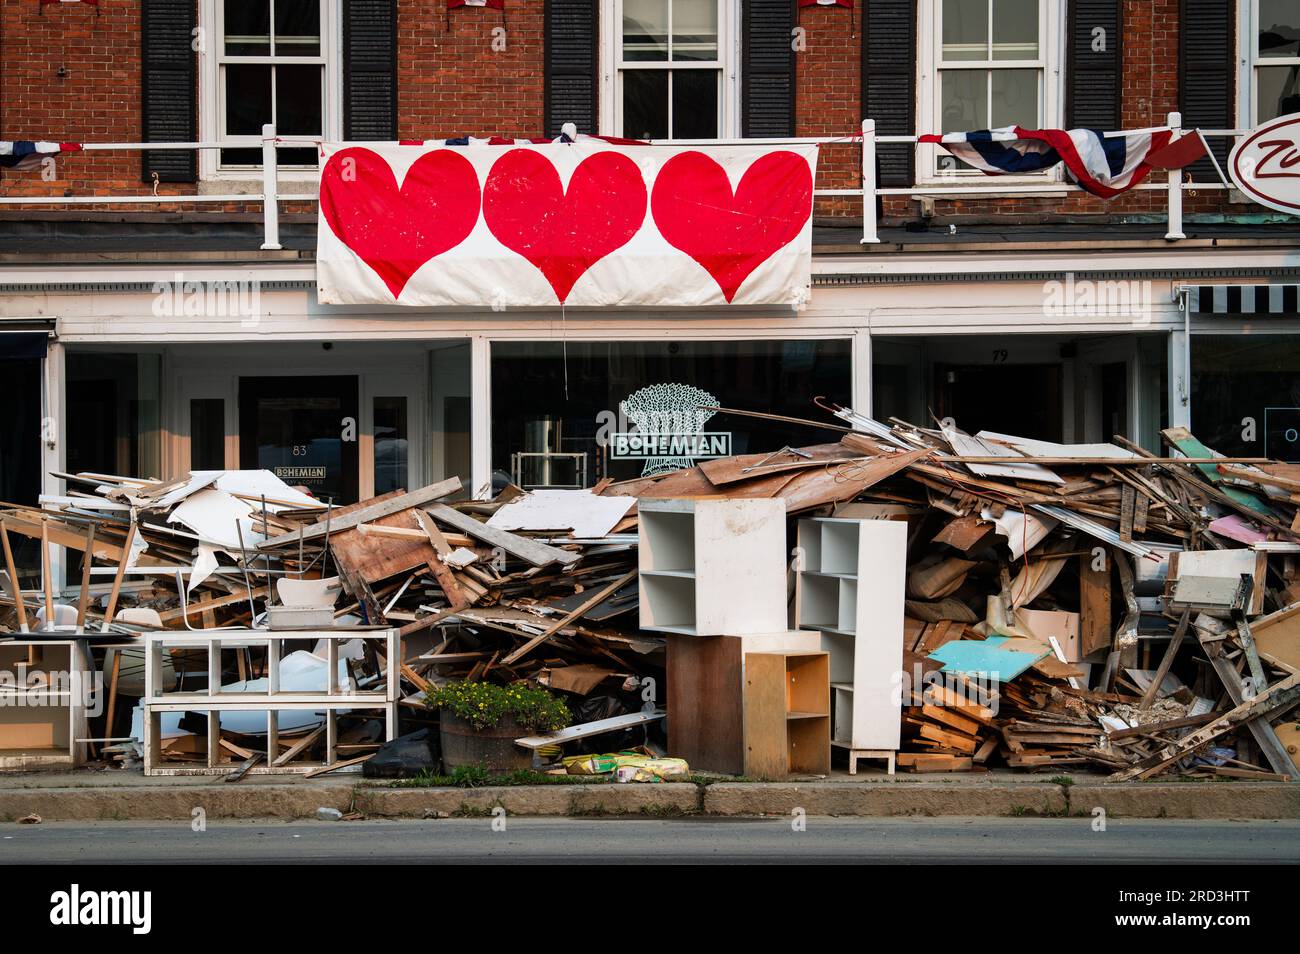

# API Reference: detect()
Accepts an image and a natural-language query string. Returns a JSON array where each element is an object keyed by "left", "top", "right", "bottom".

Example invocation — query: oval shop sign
[{"left": 1230, "top": 112, "right": 1300, "bottom": 214}]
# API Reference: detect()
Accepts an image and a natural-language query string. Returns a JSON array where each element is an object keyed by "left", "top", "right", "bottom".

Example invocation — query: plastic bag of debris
[{"left": 362, "top": 728, "right": 441, "bottom": 778}]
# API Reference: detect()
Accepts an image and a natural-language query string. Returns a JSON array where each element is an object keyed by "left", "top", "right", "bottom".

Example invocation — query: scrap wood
[
  {"left": 1109, "top": 671, "right": 1300, "bottom": 781},
  {"left": 303, "top": 754, "right": 373, "bottom": 778},
  {"left": 499, "top": 569, "right": 638, "bottom": 665},
  {"left": 425, "top": 503, "right": 579, "bottom": 568},
  {"left": 1194, "top": 624, "right": 1299, "bottom": 778},
  {"left": 261, "top": 478, "right": 462, "bottom": 549}
]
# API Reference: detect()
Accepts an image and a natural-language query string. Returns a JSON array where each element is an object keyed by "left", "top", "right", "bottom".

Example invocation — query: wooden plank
[
  {"left": 514, "top": 709, "right": 665, "bottom": 750},
  {"left": 414, "top": 510, "right": 470, "bottom": 609},
  {"left": 271, "top": 725, "right": 325, "bottom": 767},
  {"left": 1, "top": 512, "right": 126, "bottom": 562},
  {"left": 75, "top": 523, "right": 96, "bottom": 628},
  {"left": 329, "top": 507, "right": 436, "bottom": 586},
  {"left": 499, "top": 569, "right": 637, "bottom": 665},
  {"left": 260, "top": 478, "right": 462, "bottom": 548},
  {"left": 156, "top": 585, "right": 269, "bottom": 624},
  {"left": 426, "top": 503, "right": 579, "bottom": 568},
  {"left": 303, "top": 754, "right": 372, "bottom": 778},
  {"left": 1139, "top": 609, "right": 1190, "bottom": 710},
  {"left": 0, "top": 521, "right": 28, "bottom": 630},
  {"left": 101, "top": 520, "right": 137, "bottom": 628}
]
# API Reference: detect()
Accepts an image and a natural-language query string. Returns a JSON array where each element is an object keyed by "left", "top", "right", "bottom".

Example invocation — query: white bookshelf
[
  {"left": 638, "top": 498, "right": 787, "bottom": 637},
  {"left": 795, "top": 517, "right": 906, "bottom": 774}
]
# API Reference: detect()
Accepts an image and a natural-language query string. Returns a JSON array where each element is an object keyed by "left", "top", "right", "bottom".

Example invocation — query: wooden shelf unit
[
  {"left": 638, "top": 498, "right": 787, "bottom": 637},
  {"left": 666, "top": 630, "right": 823, "bottom": 775},
  {"left": 743, "top": 650, "right": 831, "bottom": 778},
  {"left": 0, "top": 639, "right": 93, "bottom": 771},
  {"left": 795, "top": 517, "right": 907, "bottom": 774}
]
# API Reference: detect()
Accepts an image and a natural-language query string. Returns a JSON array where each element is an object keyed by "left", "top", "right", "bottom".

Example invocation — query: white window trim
[
  {"left": 198, "top": 0, "right": 342, "bottom": 183},
  {"left": 1238, "top": 0, "right": 1299, "bottom": 129},
  {"left": 916, "top": 0, "right": 1064, "bottom": 184},
  {"left": 598, "top": 0, "right": 740, "bottom": 139}
]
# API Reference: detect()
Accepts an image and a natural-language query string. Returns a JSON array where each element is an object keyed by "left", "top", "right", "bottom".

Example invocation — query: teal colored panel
[{"left": 927, "top": 639, "right": 1047, "bottom": 683}]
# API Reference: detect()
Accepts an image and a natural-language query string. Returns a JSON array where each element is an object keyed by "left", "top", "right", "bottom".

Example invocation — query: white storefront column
[
  {"left": 470, "top": 335, "right": 492, "bottom": 500},
  {"left": 1168, "top": 328, "right": 1191, "bottom": 429},
  {"left": 41, "top": 338, "right": 67, "bottom": 594},
  {"left": 852, "top": 328, "right": 872, "bottom": 417}
]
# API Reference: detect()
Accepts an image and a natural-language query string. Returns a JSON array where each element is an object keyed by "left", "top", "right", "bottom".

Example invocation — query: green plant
[{"left": 426, "top": 680, "right": 571, "bottom": 732}]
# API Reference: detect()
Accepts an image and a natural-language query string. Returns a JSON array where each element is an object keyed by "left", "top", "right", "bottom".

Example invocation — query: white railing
[{"left": 0, "top": 114, "right": 1238, "bottom": 251}]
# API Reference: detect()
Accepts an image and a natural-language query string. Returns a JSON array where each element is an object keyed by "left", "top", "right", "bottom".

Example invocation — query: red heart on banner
[
  {"left": 483, "top": 149, "right": 647, "bottom": 303},
  {"left": 651, "top": 151, "right": 813, "bottom": 303},
  {"left": 320, "top": 147, "right": 481, "bottom": 299}
]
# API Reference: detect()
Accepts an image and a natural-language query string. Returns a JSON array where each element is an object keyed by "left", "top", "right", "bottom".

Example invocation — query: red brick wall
[
  {"left": 396, "top": 0, "right": 544, "bottom": 140},
  {"left": 0, "top": 0, "right": 1238, "bottom": 224},
  {"left": 0, "top": 0, "right": 150, "bottom": 203}
]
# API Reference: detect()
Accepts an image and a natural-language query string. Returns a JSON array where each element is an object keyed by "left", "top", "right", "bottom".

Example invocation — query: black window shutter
[
  {"left": 1179, "top": 0, "right": 1233, "bottom": 182},
  {"left": 742, "top": 0, "right": 795, "bottom": 137},
  {"left": 863, "top": 0, "right": 915, "bottom": 187},
  {"left": 1066, "top": 0, "right": 1122, "bottom": 129},
  {"left": 344, "top": 0, "right": 398, "bottom": 140},
  {"left": 141, "top": 0, "right": 197, "bottom": 183},
  {"left": 545, "top": 0, "right": 598, "bottom": 137}
]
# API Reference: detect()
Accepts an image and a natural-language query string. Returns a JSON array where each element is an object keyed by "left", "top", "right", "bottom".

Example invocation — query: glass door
[{"left": 239, "top": 375, "right": 360, "bottom": 504}]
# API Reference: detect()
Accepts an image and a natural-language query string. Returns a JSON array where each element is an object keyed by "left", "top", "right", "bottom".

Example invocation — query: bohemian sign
[
  {"left": 316, "top": 141, "right": 818, "bottom": 307},
  {"left": 1229, "top": 111, "right": 1300, "bottom": 214}
]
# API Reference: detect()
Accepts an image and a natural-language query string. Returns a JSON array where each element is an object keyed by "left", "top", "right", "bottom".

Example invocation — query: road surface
[{"left": 3, "top": 817, "right": 1298, "bottom": 864}]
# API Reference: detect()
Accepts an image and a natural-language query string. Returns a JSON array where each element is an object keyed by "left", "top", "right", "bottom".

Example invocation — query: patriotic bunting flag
[
  {"left": 919, "top": 126, "right": 1208, "bottom": 199},
  {"left": 448, "top": 0, "right": 504, "bottom": 8},
  {"left": 0, "top": 141, "right": 81, "bottom": 171},
  {"left": 798, "top": 0, "right": 852, "bottom": 7}
]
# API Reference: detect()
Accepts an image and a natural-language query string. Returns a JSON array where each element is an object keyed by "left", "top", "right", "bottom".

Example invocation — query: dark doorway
[
  {"left": 1100, "top": 361, "right": 1129, "bottom": 444},
  {"left": 935, "top": 362, "right": 1063, "bottom": 441},
  {"left": 0, "top": 345, "right": 42, "bottom": 577},
  {"left": 239, "top": 376, "right": 359, "bottom": 504}
]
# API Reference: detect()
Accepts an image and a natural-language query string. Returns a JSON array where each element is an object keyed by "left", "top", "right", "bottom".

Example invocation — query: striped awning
[{"left": 1190, "top": 284, "right": 1300, "bottom": 315}]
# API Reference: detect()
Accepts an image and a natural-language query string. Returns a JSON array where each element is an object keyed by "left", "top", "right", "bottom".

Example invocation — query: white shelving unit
[
  {"left": 639, "top": 498, "right": 787, "bottom": 637},
  {"left": 795, "top": 517, "right": 906, "bottom": 774}
]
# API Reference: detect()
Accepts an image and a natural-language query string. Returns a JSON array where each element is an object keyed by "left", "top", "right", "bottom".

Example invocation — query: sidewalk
[{"left": 1, "top": 768, "right": 1297, "bottom": 821}]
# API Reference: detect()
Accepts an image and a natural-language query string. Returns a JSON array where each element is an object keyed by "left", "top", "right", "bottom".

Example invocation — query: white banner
[{"left": 315, "top": 140, "right": 818, "bottom": 307}]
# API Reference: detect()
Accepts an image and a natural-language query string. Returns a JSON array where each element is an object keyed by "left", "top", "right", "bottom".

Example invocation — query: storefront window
[
  {"left": 373, "top": 395, "right": 409, "bottom": 496},
  {"left": 1192, "top": 334, "right": 1300, "bottom": 461},
  {"left": 66, "top": 352, "right": 162, "bottom": 480},
  {"left": 490, "top": 339, "right": 852, "bottom": 490}
]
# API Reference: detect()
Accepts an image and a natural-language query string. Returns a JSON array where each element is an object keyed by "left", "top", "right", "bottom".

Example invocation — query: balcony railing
[{"left": 0, "top": 113, "right": 1236, "bottom": 252}]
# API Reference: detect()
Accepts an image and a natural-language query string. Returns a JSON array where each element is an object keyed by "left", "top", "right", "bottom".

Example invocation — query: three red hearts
[{"left": 320, "top": 146, "right": 813, "bottom": 302}]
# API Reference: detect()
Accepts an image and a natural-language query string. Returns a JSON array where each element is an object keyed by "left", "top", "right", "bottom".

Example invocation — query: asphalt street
[{"left": 3, "top": 817, "right": 1298, "bottom": 864}]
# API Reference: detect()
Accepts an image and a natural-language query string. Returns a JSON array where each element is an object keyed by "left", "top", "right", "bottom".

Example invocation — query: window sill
[{"left": 197, "top": 176, "right": 320, "bottom": 196}]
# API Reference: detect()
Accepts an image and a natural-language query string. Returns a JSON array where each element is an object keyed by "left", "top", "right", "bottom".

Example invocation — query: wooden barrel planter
[{"left": 439, "top": 711, "right": 533, "bottom": 773}]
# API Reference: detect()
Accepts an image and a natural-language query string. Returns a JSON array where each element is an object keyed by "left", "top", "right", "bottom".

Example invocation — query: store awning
[
  {"left": 1189, "top": 284, "right": 1300, "bottom": 316},
  {"left": 0, "top": 330, "right": 49, "bottom": 360}
]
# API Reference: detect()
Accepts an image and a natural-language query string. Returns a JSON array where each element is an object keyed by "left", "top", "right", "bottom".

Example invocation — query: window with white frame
[
  {"left": 1249, "top": 0, "right": 1300, "bottom": 123},
  {"left": 214, "top": 0, "right": 332, "bottom": 169},
  {"left": 922, "top": 0, "right": 1061, "bottom": 176},
  {"left": 606, "top": 0, "right": 736, "bottom": 139}
]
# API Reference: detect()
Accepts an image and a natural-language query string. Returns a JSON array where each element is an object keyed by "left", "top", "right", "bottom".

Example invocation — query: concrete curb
[
  {"left": 1069, "top": 782, "right": 1300, "bottom": 819},
  {"left": 2, "top": 779, "right": 1299, "bottom": 821},
  {"left": 355, "top": 782, "right": 702, "bottom": 818},
  {"left": 703, "top": 782, "right": 1068, "bottom": 817},
  {"left": 0, "top": 783, "right": 357, "bottom": 822}
]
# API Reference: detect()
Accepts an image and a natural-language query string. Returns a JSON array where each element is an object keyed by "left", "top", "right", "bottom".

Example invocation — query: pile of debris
[
  {"left": 2, "top": 402, "right": 1299, "bottom": 782},
  {"left": 599, "top": 405, "right": 1300, "bottom": 780}
]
